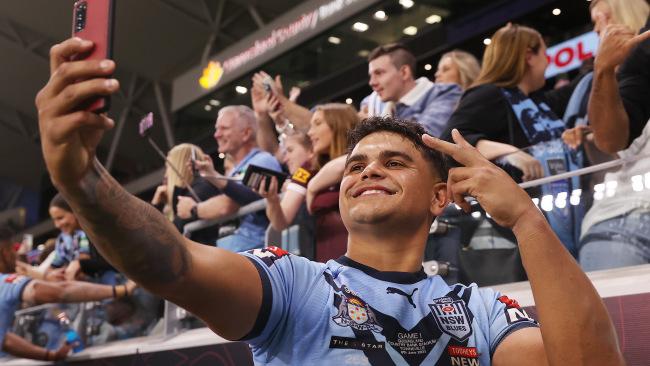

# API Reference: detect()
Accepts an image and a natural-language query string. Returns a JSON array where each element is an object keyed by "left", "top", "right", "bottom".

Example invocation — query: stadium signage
[
  {"left": 173, "top": 0, "right": 379, "bottom": 110},
  {"left": 545, "top": 31, "right": 599, "bottom": 79}
]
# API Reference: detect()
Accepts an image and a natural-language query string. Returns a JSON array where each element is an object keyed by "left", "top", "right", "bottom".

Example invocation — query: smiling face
[
  {"left": 49, "top": 206, "right": 79, "bottom": 235},
  {"left": 214, "top": 110, "right": 249, "bottom": 155},
  {"left": 307, "top": 111, "right": 334, "bottom": 155},
  {"left": 340, "top": 132, "right": 447, "bottom": 232}
]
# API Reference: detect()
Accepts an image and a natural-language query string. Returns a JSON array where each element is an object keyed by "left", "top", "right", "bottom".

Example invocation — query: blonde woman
[
  {"left": 434, "top": 50, "right": 481, "bottom": 90},
  {"left": 151, "top": 143, "right": 221, "bottom": 244},
  {"left": 151, "top": 143, "right": 207, "bottom": 219}
]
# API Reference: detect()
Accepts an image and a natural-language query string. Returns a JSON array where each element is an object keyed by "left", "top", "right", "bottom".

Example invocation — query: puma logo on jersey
[{"left": 386, "top": 287, "right": 418, "bottom": 308}]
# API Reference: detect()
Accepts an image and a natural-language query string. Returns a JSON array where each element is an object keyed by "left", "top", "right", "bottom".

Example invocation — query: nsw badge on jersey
[
  {"left": 332, "top": 287, "right": 382, "bottom": 333},
  {"left": 429, "top": 296, "right": 472, "bottom": 342}
]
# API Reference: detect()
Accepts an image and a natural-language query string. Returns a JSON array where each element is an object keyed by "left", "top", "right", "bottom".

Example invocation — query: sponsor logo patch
[
  {"left": 291, "top": 168, "right": 312, "bottom": 185},
  {"left": 4, "top": 274, "right": 21, "bottom": 283},
  {"left": 429, "top": 296, "right": 472, "bottom": 342},
  {"left": 450, "top": 356, "right": 480, "bottom": 366},
  {"left": 499, "top": 295, "right": 537, "bottom": 324},
  {"left": 248, "top": 246, "right": 289, "bottom": 267},
  {"left": 448, "top": 346, "right": 478, "bottom": 358},
  {"left": 329, "top": 336, "right": 385, "bottom": 351},
  {"left": 332, "top": 286, "right": 382, "bottom": 333}
]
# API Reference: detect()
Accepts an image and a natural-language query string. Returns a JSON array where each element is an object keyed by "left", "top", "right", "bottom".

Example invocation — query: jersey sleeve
[
  {"left": 477, "top": 288, "right": 539, "bottom": 357},
  {"left": 0, "top": 275, "right": 32, "bottom": 355},
  {"left": 238, "top": 247, "right": 324, "bottom": 351}
]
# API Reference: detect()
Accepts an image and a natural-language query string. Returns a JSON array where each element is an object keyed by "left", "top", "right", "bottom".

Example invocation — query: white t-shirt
[{"left": 581, "top": 119, "right": 650, "bottom": 237}]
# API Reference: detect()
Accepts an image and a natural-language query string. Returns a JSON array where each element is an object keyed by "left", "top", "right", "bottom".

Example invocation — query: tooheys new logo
[
  {"left": 429, "top": 296, "right": 472, "bottom": 342},
  {"left": 448, "top": 346, "right": 480, "bottom": 366}
]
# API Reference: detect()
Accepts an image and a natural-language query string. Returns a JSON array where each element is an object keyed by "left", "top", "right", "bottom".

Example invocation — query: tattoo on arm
[{"left": 64, "top": 159, "right": 192, "bottom": 291}]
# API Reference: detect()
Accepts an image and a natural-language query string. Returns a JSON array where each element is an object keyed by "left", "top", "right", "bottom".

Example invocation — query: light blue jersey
[
  {"left": 241, "top": 247, "right": 538, "bottom": 366},
  {"left": 0, "top": 273, "right": 31, "bottom": 356}
]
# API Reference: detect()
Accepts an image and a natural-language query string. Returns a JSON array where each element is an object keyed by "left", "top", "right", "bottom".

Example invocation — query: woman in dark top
[{"left": 443, "top": 24, "right": 584, "bottom": 256}]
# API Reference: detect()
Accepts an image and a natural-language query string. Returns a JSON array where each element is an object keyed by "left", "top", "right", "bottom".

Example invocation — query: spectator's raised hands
[
  {"left": 35, "top": 38, "right": 119, "bottom": 187},
  {"left": 422, "top": 129, "right": 536, "bottom": 229},
  {"left": 251, "top": 73, "right": 271, "bottom": 115},
  {"left": 595, "top": 24, "right": 650, "bottom": 72}
]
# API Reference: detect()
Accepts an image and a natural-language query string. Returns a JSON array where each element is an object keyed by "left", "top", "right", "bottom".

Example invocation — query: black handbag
[{"left": 439, "top": 208, "right": 527, "bottom": 287}]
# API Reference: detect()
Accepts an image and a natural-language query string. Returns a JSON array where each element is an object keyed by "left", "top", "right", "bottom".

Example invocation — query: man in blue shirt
[
  {"left": 362, "top": 44, "right": 462, "bottom": 137},
  {"left": 176, "top": 105, "right": 283, "bottom": 252},
  {"left": 0, "top": 229, "right": 136, "bottom": 361},
  {"left": 36, "top": 36, "right": 623, "bottom": 366}
]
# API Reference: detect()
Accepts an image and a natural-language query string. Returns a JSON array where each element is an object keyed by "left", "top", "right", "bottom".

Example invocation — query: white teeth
[{"left": 360, "top": 189, "right": 386, "bottom": 196}]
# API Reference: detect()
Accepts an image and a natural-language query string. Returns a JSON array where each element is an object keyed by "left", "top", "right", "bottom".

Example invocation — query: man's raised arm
[
  {"left": 423, "top": 130, "right": 624, "bottom": 366},
  {"left": 588, "top": 25, "right": 650, "bottom": 153},
  {"left": 35, "top": 38, "right": 262, "bottom": 340}
]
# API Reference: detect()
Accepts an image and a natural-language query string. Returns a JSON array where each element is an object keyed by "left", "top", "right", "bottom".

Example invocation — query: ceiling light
[
  {"left": 352, "top": 22, "right": 369, "bottom": 32},
  {"left": 483, "top": 38, "right": 492, "bottom": 45},
  {"left": 425, "top": 14, "right": 442, "bottom": 24},
  {"left": 328, "top": 36, "right": 341, "bottom": 45},
  {"left": 399, "top": 0, "right": 414, "bottom": 9},
  {"left": 204, "top": 105, "right": 212, "bottom": 111},
  {"left": 374, "top": 10, "right": 388, "bottom": 21},
  {"left": 552, "top": 8, "right": 561, "bottom": 16},
  {"left": 345, "top": 98, "right": 353, "bottom": 105},
  {"left": 209, "top": 99, "right": 220, "bottom": 106},
  {"left": 358, "top": 49, "right": 370, "bottom": 57},
  {"left": 424, "top": 64, "right": 432, "bottom": 71},
  {"left": 403, "top": 26, "right": 418, "bottom": 36},
  {"left": 235, "top": 86, "right": 248, "bottom": 94}
]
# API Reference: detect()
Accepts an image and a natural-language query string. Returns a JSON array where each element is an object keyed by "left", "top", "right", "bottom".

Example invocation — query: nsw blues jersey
[
  {"left": 240, "top": 247, "right": 538, "bottom": 366},
  {"left": 0, "top": 273, "right": 31, "bottom": 356}
]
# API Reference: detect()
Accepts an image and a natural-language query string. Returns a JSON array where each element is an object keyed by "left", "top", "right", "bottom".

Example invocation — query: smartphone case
[{"left": 72, "top": 0, "right": 115, "bottom": 113}]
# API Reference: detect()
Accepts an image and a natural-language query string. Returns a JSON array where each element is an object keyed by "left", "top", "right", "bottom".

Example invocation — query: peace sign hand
[{"left": 422, "top": 129, "right": 538, "bottom": 229}]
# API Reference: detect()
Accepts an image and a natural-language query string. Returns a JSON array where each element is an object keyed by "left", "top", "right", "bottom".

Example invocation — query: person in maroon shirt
[{"left": 259, "top": 104, "right": 359, "bottom": 262}]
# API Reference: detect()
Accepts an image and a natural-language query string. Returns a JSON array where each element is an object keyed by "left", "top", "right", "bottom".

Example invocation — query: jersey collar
[{"left": 336, "top": 256, "right": 427, "bottom": 284}]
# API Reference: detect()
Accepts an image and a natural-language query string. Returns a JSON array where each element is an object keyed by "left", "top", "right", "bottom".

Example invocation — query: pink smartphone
[{"left": 72, "top": 0, "right": 115, "bottom": 113}]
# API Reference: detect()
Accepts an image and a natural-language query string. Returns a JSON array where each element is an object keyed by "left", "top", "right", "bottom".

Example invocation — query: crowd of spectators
[{"left": 2, "top": 0, "right": 649, "bottom": 361}]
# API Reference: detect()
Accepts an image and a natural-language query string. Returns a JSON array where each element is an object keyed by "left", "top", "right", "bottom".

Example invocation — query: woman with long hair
[
  {"left": 151, "top": 143, "right": 221, "bottom": 245},
  {"left": 443, "top": 23, "right": 586, "bottom": 256},
  {"left": 46, "top": 194, "right": 116, "bottom": 284},
  {"left": 434, "top": 50, "right": 481, "bottom": 90},
  {"left": 258, "top": 103, "right": 359, "bottom": 262}
]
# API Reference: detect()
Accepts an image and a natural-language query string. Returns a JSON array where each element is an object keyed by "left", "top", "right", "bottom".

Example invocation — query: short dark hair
[
  {"left": 368, "top": 43, "right": 417, "bottom": 77},
  {"left": 347, "top": 117, "right": 448, "bottom": 181},
  {"left": 49, "top": 193, "right": 72, "bottom": 212}
]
